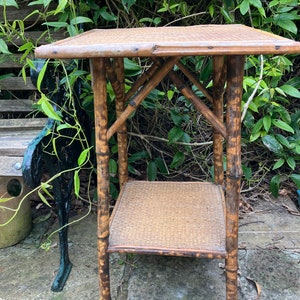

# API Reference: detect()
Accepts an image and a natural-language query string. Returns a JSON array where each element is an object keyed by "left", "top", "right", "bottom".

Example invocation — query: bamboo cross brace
[
  {"left": 176, "top": 60, "right": 213, "bottom": 103},
  {"left": 107, "top": 56, "right": 180, "bottom": 139},
  {"left": 124, "top": 59, "right": 162, "bottom": 103},
  {"left": 167, "top": 69, "right": 227, "bottom": 138}
]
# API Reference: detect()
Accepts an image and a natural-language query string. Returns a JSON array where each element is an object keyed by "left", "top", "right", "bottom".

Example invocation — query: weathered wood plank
[
  {"left": 0, "top": 99, "right": 36, "bottom": 112},
  {"left": 0, "top": 54, "right": 24, "bottom": 68},
  {"left": 0, "top": 77, "right": 36, "bottom": 90},
  {"left": 0, "top": 156, "right": 23, "bottom": 176},
  {"left": 0, "top": 129, "right": 42, "bottom": 156},
  {"left": 0, "top": 118, "right": 47, "bottom": 129}
]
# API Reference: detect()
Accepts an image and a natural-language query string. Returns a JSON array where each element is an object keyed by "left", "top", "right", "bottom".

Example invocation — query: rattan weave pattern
[
  {"left": 109, "top": 181, "right": 226, "bottom": 257},
  {"left": 35, "top": 24, "right": 300, "bottom": 58}
]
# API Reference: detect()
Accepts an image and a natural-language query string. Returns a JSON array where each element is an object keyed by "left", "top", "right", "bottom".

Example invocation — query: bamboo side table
[{"left": 35, "top": 24, "right": 300, "bottom": 300}]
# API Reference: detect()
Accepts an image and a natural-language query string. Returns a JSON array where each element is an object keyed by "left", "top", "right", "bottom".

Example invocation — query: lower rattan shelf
[{"left": 108, "top": 181, "right": 227, "bottom": 258}]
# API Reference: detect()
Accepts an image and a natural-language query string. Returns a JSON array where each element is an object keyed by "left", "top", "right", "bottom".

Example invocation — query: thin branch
[
  {"left": 164, "top": 12, "right": 207, "bottom": 27},
  {"left": 241, "top": 55, "right": 264, "bottom": 121}
]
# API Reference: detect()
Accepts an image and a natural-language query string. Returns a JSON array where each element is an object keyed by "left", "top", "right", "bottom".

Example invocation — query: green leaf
[
  {"left": 74, "top": 170, "right": 80, "bottom": 197},
  {"left": 249, "top": 0, "right": 263, "bottom": 8},
  {"left": 208, "top": 5, "right": 214, "bottom": 17},
  {"left": 167, "top": 90, "right": 174, "bottom": 101},
  {"left": 262, "top": 134, "right": 283, "bottom": 154},
  {"left": 263, "top": 115, "right": 271, "bottom": 132},
  {"left": 42, "top": 21, "right": 68, "bottom": 28},
  {"left": 36, "top": 59, "right": 49, "bottom": 92},
  {"left": 239, "top": 0, "right": 249, "bottom": 15},
  {"left": 0, "top": 0, "right": 18, "bottom": 7},
  {"left": 122, "top": 0, "right": 136, "bottom": 13},
  {"left": 290, "top": 174, "right": 300, "bottom": 189},
  {"left": 99, "top": 6, "right": 117, "bottom": 21},
  {"left": 154, "top": 157, "right": 168, "bottom": 175},
  {"left": 38, "top": 94, "right": 62, "bottom": 121},
  {"left": 251, "top": 118, "right": 263, "bottom": 134},
  {"left": 56, "top": 123, "right": 74, "bottom": 131},
  {"left": 147, "top": 161, "right": 157, "bottom": 181},
  {"left": 0, "top": 39, "right": 11, "bottom": 54},
  {"left": 0, "top": 196, "right": 14, "bottom": 203},
  {"left": 70, "top": 16, "right": 93, "bottom": 25},
  {"left": 54, "top": 0, "right": 68, "bottom": 14},
  {"left": 286, "top": 156, "right": 295, "bottom": 170},
  {"left": 77, "top": 148, "right": 91, "bottom": 166},
  {"left": 67, "top": 24, "right": 77, "bottom": 37},
  {"left": 276, "top": 19, "right": 297, "bottom": 34},
  {"left": 242, "top": 165, "right": 252, "bottom": 180},
  {"left": 109, "top": 158, "right": 118, "bottom": 176},
  {"left": 272, "top": 119, "right": 294, "bottom": 133},
  {"left": 280, "top": 85, "right": 300, "bottom": 98},
  {"left": 220, "top": 7, "right": 234, "bottom": 23},
  {"left": 170, "top": 152, "right": 185, "bottom": 169},
  {"left": 128, "top": 151, "right": 149, "bottom": 163},
  {"left": 272, "top": 158, "right": 285, "bottom": 170},
  {"left": 270, "top": 174, "right": 281, "bottom": 197},
  {"left": 28, "top": 0, "right": 51, "bottom": 7},
  {"left": 168, "top": 127, "right": 184, "bottom": 144},
  {"left": 275, "top": 134, "right": 291, "bottom": 149}
]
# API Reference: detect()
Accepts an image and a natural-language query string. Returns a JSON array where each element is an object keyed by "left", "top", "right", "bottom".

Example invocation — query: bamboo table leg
[
  {"left": 212, "top": 56, "right": 226, "bottom": 185},
  {"left": 225, "top": 55, "right": 245, "bottom": 300},
  {"left": 91, "top": 57, "right": 111, "bottom": 300},
  {"left": 105, "top": 58, "right": 128, "bottom": 188}
]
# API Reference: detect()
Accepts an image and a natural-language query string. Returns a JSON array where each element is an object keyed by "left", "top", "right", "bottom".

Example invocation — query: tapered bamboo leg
[
  {"left": 104, "top": 58, "right": 128, "bottom": 188},
  {"left": 91, "top": 58, "right": 111, "bottom": 300},
  {"left": 225, "top": 55, "right": 245, "bottom": 300},
  {"left": 114, "top": 58, "right": 128, "bottom": 188},
  {"left": 212, "top": 56, "right": 227, "bottom": 185}
]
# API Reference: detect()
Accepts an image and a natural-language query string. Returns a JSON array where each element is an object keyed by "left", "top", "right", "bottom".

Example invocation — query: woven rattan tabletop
[{"left": 35, "top": 24, "right": 300, "bottom": 58}]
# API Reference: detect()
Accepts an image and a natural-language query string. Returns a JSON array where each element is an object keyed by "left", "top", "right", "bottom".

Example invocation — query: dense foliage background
[{"left": 1, "top": 0, "right": 300, "bottom": 202}]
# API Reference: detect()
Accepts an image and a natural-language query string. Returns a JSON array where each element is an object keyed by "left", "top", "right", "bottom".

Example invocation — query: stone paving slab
[{"left": 0, "top": 197, "right": 299, "bottom": 299}]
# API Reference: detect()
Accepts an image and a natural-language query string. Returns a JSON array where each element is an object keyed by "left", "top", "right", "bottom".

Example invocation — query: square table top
[{"left": 35, "top": 24, "right": 300, "bottom": 59}]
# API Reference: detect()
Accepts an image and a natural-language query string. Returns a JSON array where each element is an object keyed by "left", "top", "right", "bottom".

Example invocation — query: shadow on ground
[{"left": 0, "top": 196, "right": 300, "bottom": 299}]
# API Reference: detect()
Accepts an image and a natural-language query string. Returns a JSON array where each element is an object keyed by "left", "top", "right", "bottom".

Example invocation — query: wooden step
[
  {"left": 0, "top": 118, "right": 47, "bottom": 129},
  {"left": 0, "top": 99, "right": 38, "bottom": 113}
]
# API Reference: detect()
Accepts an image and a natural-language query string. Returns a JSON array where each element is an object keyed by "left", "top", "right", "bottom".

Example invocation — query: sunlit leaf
[
  {"left": 263, "top": 115, "right": 271, "bottom": 132},
  {"left": 0, "top": 39, "right": 11, "bottom": 54},
  {"left": 70, "top": 16, "right": 93, "bottom": 25},
  {"left": 272, "top": 158, "right": 285, "bottom": 170},
  {"left": 74, "top": 170, "right": 80, "bottom": 197},
  {"left": 280, "top": 85, "right": 300, "bottom": 98},
  {"left": 77, "top": 148, "right": 91, "bottom": 166},
  {"left": 262, "top": 135, "right": 283, "bottom": 154},
  {"left": 239, "top": 0, "right": 249, "bottom": 15},
  {"left": 38, "top": 94, "right": 62, "bottom": 121},
  {"left": 0, "top": 0, "right": 18, "bottom": 7},
  {"left": 38, "top": 190, "right": 51, "bottom": 207},
  {"left": 272, "top": 119, "right": 294, "bottom": 133}
]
